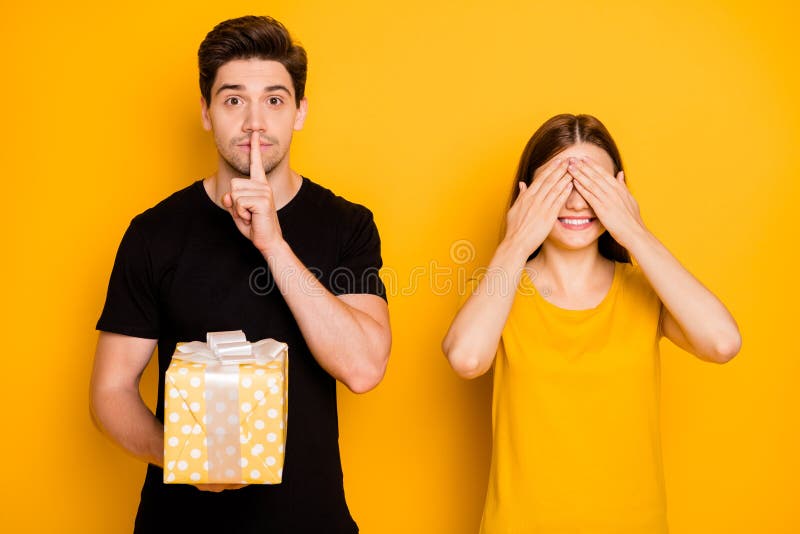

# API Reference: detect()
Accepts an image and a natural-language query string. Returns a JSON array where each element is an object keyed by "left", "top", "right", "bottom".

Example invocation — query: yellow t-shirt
[{"left": 480, "top": 262, "right": 668, "bottom": 534}]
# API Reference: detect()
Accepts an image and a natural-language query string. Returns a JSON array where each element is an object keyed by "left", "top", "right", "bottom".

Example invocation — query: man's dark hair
[{"left": 198, "top": 15, "right": 307, "bottom": 106}]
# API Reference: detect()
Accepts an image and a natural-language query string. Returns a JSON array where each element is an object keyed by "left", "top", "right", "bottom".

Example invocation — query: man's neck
[{"left": 204, "top": 162, "right": 303, "bottom": 211}]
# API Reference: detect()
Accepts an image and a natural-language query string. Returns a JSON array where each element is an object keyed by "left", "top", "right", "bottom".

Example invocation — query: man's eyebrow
[
  {"left": 215, "top": 83, "right": 244, "bottom": 96},
  {"left": 214, "top": 84, "right": 293, "bottom": 96},
  {"left": 264, "top": 84, "right": 292, "bottom": 95}
]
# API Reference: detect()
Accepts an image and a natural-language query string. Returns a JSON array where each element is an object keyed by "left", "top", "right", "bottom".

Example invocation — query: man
[{"left": 90, "top": 15, "right": 391, "bottom": 533}]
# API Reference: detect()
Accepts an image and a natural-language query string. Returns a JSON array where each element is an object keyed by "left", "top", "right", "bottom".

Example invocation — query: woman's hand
[
  {"left": 568, "top": 157, "right": 647, "bottom": 248},
  {"left": 442, "top": 157, "right": 571, "bottom": 379},
  {"left": 503, "top": 157, "right": 573, "bottom": 259}
]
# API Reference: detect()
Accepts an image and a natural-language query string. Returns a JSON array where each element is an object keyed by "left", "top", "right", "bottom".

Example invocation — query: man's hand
[
  {"left": 193, "top": 483, "right": 250, "bottom": 492},
  {"left": 222, "top": 131, "right": 284, "bottom": 254}
]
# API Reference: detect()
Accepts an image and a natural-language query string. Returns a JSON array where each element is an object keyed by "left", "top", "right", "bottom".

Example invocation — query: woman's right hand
[
  {"left": 502, "top": 157, "right": 573, "bottom": 260},
  {"left": 442, "top": 157, "right": 573, "bottom": 379}
]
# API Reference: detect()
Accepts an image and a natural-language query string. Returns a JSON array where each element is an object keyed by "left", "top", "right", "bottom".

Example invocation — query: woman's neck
[{"left": 527, "top": 244, "right": 615, "bottom": 305}]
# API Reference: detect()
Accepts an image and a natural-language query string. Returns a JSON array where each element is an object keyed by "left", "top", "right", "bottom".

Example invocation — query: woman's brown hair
[{"left": 506, "top": 113, "right": 631, "bottom": 263}]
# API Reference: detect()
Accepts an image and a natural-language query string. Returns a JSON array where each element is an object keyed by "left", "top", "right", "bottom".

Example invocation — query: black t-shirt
[{"left": 96, "top": 177, "right": 386, "bottom": 533}]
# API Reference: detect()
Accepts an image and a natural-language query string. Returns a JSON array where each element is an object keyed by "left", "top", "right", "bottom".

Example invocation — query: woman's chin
[{"left": 545, "top": 232, "right": 604, "bottom": 251}]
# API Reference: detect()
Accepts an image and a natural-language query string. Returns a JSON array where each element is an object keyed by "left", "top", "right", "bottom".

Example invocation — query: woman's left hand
[{"left": 568, "top": 157, "right": 647, "bottom": 248}]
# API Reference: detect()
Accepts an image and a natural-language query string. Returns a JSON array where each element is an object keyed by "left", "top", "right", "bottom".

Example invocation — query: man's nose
[{"left": 244, "top": 105, "right": 267, "bottom": 132}]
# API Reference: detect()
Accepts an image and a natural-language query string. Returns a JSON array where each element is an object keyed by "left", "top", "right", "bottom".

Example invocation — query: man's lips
[{"left": 237, "top": 143, "right": 273, "bottom": 151}]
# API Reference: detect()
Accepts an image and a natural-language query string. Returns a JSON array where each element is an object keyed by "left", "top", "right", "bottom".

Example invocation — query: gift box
[{"left": 163, "top": 330, "right": 288, "bottom": 485}]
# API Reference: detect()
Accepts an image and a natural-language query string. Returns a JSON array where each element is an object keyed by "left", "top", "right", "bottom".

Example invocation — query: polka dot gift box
[{"left": 163, "top": 330, "right": 288, "bottom": 485}]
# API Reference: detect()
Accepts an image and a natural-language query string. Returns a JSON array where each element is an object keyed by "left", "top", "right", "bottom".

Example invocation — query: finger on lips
[{"left": 249, "top": 131, "right": 267, "bottom": 183}]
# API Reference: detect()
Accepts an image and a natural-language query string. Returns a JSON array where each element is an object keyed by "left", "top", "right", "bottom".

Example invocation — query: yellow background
[{"left": 1, "top": 1, "right": 797, "bottom": 532}]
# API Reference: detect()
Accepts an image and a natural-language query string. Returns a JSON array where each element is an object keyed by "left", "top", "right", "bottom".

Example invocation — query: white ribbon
[{"left": 174, "top": 330, "right": 288, "bottom": 365}]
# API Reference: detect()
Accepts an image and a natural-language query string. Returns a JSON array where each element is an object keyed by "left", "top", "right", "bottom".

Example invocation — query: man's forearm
[
  {"left": 262, "top": 240, "right": 388, "bottom": 392},
  {"left": 91, "top": 387, "right": 164, "bottom": 467}
]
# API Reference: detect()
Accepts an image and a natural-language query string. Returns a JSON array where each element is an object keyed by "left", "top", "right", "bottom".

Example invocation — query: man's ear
[
  {"left": 293, "top": 97, "right": 308, "bottom": 131},
  {"left": 201, "top": 97, "right": 212, "bottom": 131}
]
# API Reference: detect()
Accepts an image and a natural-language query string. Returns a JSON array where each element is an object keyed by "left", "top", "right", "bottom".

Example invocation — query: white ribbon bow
[{"left": 174, "top": 330, "right": 287, "bottom": 365}]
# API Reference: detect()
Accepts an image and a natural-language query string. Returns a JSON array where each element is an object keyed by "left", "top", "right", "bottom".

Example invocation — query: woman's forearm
[
  {"left": 442, "top": 240, "right": 527, "bottom": 378},
  {"left": 627, "top": 227, "right": 741, "bottom": 360}
]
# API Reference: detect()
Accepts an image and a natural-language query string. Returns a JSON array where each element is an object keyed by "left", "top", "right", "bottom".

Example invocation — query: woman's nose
[{"left": 564, "top": 183, "right": 590, "bottom": 210}]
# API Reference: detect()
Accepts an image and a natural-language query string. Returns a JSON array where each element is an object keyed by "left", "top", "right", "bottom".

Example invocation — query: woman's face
[{"left": 536, "top": 142, "right": 616, "bottom": 252}]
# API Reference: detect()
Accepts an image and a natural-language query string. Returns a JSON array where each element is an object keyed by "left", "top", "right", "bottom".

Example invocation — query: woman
[{"left": 442, "top": 114, "right": 741, "bottom": 533}]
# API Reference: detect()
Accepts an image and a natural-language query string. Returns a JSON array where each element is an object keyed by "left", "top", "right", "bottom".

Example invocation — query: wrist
[
  {"left": 150, "top": 432, "right": 165, "bottom": 468},
  {"left": 495, "top": 238, "right": 530, "bottom": 270},
  {"left": 258, "top": 237, "right": 290, "bottom": 259},
  {"left": 622, "top": 223, "right": 657, "bottom": 257}
]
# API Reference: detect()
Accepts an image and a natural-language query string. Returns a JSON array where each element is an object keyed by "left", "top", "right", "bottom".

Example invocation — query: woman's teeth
[{"left": 559, "top": 218, "right": 592, "bottom": 226}]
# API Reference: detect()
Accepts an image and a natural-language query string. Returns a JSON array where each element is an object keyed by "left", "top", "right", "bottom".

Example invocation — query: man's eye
[
  {"left": 268, "top": 97, "right": 282, "bottom": 105},
  {"left": 226, "top": 97, "right": 241, "bottom": 105}
]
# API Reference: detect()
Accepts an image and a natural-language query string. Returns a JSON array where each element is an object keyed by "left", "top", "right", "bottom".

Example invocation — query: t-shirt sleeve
[
  {"left": 329, "top": 205, "right": 387, "bottom": 301},
  {"left": 96, "top": 220, "right": 160, "bottom": 339}
]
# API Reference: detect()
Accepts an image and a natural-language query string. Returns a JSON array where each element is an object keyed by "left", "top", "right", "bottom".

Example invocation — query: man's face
[{"left": 201, "top": 58, "right": 307, "bottom": 177}]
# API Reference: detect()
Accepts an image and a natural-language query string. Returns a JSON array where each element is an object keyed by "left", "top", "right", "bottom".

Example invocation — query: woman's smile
[{"left": 557, "top": 217, "right": 596, "bottom": 230}]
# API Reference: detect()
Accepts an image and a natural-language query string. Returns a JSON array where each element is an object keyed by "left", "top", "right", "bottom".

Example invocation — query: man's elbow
[
  {"left": 89, "top": 401, "right": 101, "bottom": 432},
  {"left": 343, "top": 349, "right": 390, "bottom": 394},
  {"left": 89, "top": 386, "right": 111, "bottom": 433},
  {"left": 344, "top": 367, "right": 385, "bottom": 394}
]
